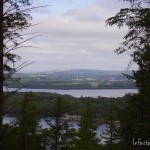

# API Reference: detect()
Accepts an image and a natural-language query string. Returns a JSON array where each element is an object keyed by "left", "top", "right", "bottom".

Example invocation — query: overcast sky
[{"left": 16, "top": 0, "right": 137, "bottom": 72}]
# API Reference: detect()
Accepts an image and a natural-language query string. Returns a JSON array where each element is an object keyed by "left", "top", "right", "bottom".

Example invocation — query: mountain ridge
[{"left": 18, "top": 69, "right": 130, "bottom": 76}]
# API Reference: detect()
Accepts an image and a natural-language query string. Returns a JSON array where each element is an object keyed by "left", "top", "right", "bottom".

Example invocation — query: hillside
[{"left": 7, "top": 69, "right": 135, "bottom": 89}]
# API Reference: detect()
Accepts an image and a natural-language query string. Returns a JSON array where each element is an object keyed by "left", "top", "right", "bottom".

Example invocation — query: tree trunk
[
  {"left": 0, "top": 0, "right": 3, "bottom": 148},
  {"left": 22, "top": 134, "right": 28, "bottom": 150}
]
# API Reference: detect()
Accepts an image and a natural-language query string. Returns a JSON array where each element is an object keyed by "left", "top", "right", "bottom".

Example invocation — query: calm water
[
  {"left": 6, "top": 88, "right": 138, "bottom": 98},
  {"left": 3, "top": 116, "right": 107, "bottom": 144}
]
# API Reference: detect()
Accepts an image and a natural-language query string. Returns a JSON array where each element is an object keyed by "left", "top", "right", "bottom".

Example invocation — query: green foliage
[
  {"left": 3, "top": 0, "right": 34, "bottom": 81},
  {"left": 101, "top": 103, "right": 120, "bottom": 150},
  {"left": 106, "top": 1, "right": 150, "bottom": 149},
  {"left": 118, "top": 93, "right": 150, "bottom": 149},
  {"left": 60, "top": 121, "right": 76, "bottom": 150},
  {"left": 106, "top": 0, "right": 150, "bottom": 90},
  {"left": 2, "top": 92, "right": 139, "bottom": 149},
  {"left": 17, "top": 92, "right": 41, "bottom": 149},
  {"left": 3, "top": 92, "right": 138, "bottom": 149},
  {"left": 44, "top": 96, "right": 76, "bottom": 150},
  {"left": 4, "top": 92, "right": 127, "bottom": 120},
  {"left": 17, "top": 92, "right": 40, "bottom": 133},
  {"left": 45, "top": 97, "right": 64, "bottom": 150},
  {"left": 1, "top": 0, "right": 35, "bottom": 148},
  {"left": 106, "top": 1, "right": 150, "bottom": 55},
  {"left": 74, "top": 100, "right": 101, "bottom": 150},
  {"left": 2, "top": 125, "right": 20, "bottom": 150},
  {"left": 2, "top": 92, "right": 43, "bottom": 150}
]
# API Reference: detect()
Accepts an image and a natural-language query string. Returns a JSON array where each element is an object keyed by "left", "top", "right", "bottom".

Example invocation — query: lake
[
  {"left": 6, "top": 88, "right": 138, "bottom": 98},
  {"left": 3, "top": 116, "right": 108, "bottom": 144}
]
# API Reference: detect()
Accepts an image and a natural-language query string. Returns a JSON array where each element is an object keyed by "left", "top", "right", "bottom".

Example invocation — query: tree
[
  {"left": 59, "top": 121, "right": 76, "bottom": 150},
  {"left": 2, "top": 92, "right": 41, "bottom": 150},
  {"left": 45, "top": 96, "right": 64, "bottom": 150},
  {"left": 44, "top": 96, "right": 75, "bottom": 150},
  {"left": 0, "top": 0, "right": 38, "bottom": 147},
  {"left": 106, "top": 0, "right": 150, "bottom": 148},
  {"left": 101, "top": 103, "right": 119, "bottom": 150},
  {"left": 106, "top": 0, "right": 150, "bottom": 89},
  {"left": 118, "top": 94, "right": 141, "bottom": 149},
  {"left": 16, "top": 92, "right": 41, "bottom": 150},
  {"left": 0, "top": 0, "right": 4, "bottom": 146},
  {"left": 74, "top": 100, "right": 100, "bottom": 150}
]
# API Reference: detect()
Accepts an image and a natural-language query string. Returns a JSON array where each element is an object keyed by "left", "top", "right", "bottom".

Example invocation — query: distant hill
[
  {"left": 49, "top": 69, "right": 122, "bottom": 75},
  {"left": 30, "top": 69, "right": 131, "bottom": 76},
  {"left": 9, "top": 69, "right": 135, "bottom": 89}
]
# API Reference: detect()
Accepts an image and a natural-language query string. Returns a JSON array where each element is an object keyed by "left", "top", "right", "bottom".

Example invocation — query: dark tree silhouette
[
  {"left": 0, "top": 0, "right": 4, "bottom": 147},
  {"left": 74, "top": 100, "right": 100, "bottom": 150},
  {"left": 17, "top": 92, "right": 40, "bottom": 150},
  {"left": 0, "top": 0, "right": 38, "bottom": 148},
  {"left": 106, "top": 0, "right": 150, "bottom": 148}
]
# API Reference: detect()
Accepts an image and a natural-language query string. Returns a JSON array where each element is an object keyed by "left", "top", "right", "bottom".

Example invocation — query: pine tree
[
  {"left": 45, "top": 96, "right": 75, "bottom": 150},
  {"left": 74, "top": 100, "right": 101, "bottom": 150},
  {"left": 101, "top": 103, "right": 119, "bottom": 150},
  {"left": 45, "top": 96, "right": 64, "bottom": 150},
  {"left": 16, "top": 92, "right": 41, "bottom": 150},
  {"left": 60, "top": 121, "right": 76, "bottom": 150}
]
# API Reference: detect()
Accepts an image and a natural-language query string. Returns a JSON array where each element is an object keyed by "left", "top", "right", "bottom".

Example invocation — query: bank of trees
[
  {"left": 3, "top": 92, "right": 42, "bottom": 150},
  {"left": 4, "top": 92, "right": 126, "bottom": 119},
  {"left": 2, "top": 93, "right": 105, "bottom": 150},
  {"left": 2, "top": 91, "right": 133, "bottom": 150},
  {"left": 3, "top": 91, "right": 145, "bottom": 150}
]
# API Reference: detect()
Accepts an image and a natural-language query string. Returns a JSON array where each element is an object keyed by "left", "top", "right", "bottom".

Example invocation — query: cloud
[
  {"left": 63, "top": 4, "right": 104, "bottom": 22},
  {"left": 16, "top": 0, "right": 133, "bottom": 72}
]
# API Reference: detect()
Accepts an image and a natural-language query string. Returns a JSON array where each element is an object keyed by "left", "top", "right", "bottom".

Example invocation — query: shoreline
[
  {"left": 4, "top": 88, "right": 138, "bottom": 98},
  {"left": 4, "top": 87, "right": 138, "bottom": 90}
]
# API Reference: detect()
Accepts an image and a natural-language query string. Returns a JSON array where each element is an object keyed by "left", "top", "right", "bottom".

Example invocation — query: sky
[{"left": 16, "top": 0, "right": 138, "bottom": 72}]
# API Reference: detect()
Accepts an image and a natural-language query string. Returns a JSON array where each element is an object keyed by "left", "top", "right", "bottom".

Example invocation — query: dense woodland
[
  {"left": 4, "top": 92, "right": 127, "bottom": 118},
  {"left": 0, "top": 0, "right": 150, "bottom": 149},
  {"left": 2, "top": 92, "right": 134, "bottom": 150}
]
